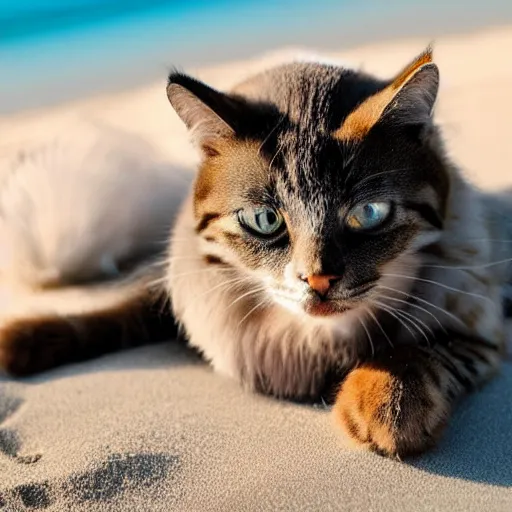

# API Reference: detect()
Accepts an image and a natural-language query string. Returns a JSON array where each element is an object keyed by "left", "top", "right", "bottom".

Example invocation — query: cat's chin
[
  {"left": 270, "top": 290, "right": 354, "bottom": 318},
  {"left": 303, "top": 300, "right": 351, "bottom": 318}
]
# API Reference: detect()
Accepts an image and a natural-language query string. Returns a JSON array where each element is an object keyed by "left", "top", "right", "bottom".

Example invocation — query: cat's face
[{"left": 168, "top": 49, "right": 450, "bottom": 319}]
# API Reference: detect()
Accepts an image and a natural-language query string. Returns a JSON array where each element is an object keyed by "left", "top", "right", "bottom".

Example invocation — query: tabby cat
[{"left": 1, "top": 49, "right": 510, "bottom": 458}]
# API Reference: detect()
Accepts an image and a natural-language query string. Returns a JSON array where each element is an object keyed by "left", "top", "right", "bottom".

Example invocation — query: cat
[{"left": 1, "top": 49, "right": 510, "bottom": 458}]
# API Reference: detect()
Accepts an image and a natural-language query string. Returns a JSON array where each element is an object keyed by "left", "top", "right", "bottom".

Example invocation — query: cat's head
[{"left": 167, "top": 49, "right": 450, "bottom": 319}]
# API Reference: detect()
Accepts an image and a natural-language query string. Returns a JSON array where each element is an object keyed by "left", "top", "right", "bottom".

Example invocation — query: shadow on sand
[{"left": 411, "top": 361, "right": 512, "bottom": 487}]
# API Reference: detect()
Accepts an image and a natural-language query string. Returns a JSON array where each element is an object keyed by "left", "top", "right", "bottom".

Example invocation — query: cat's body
[
  {"left": 0, "top": 124, "right": 187, "bottom": 372},
  {"left": 1, "top": 51, "right": 511, "bottom": 457}
]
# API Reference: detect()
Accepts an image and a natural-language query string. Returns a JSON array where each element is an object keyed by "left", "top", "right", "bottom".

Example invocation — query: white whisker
[
  {"left": 373, "top": 295, "right": 436, "bottom": 345},
  {"left": 381, "top": 273, "right": 494, "bottom": 305},
  {"left": 421, "top": 257, "right": 512, "bottom": 271},
  {"left": 392, "top": 308, "right": 433, "bottom": 345},
  {"left": 193, "top": 275, "right": 255, "bottom": 301},
  {"left": 237, "top": 298, "right": 268, "bottom": 329},
  {"left": 226, "top": 286, "right": 268, "bottom": 310},
  {"left": 372, "top": 300, "right": 418, "bottom": 341},
  {"left": 377, "top": 284, "right": 466, "bottom": 328},
  {"left": 150, "top": 258, "right": 171, "bottom": 269},
  {"left": 268, "top": 142, "right": 284, "bottom": 172},
  {"left": 148, "top": 275, "right": 170, "bottom": 288},
  {"left": 457, "top": 238, "right": 512, "bottom": 244},
  {"left": 365, "top": 307, "right": 394, "bottom": 349},
  {"left": 378, "top": 292, "right": 446, "bottom": 333},
  {"left": 170, "top": 267, "right": 233, "bottom": 281},
  {"left": 151, "top": 268, "right": 233, "bottom": 290},
  {"left": 357, "top": 315, "right": 375, "bottom": 358},
  {"left": 257, "top": 115, "right": 286, "bottom": 156}
]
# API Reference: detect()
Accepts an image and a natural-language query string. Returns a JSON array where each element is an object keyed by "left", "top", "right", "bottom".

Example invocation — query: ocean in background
[{"left": 1, "top": 0, "right": 512, "bottom": 114}]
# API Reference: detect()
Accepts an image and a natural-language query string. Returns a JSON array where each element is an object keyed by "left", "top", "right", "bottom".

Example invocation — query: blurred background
[{"left": 1, "top": 0, "right": 512, "bottom": 115}]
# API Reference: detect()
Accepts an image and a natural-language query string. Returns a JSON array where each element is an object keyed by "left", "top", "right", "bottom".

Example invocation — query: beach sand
[{"left": 0, "top": 25, "right": 512, "bottom": 511}]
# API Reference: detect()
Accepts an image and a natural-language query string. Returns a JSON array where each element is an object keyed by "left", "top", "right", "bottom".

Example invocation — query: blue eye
[
  {"left": 346, "top": 202, "right": 391, "bottom": 230},
  {"left": 238, "top": 206, "right": 284, "bottom": 236}
]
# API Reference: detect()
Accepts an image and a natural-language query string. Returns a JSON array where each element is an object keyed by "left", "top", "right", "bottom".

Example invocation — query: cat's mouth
[
  {"left": 273, "top": 282, "right": 375, "bottom": 318},
  {"left": 303, "top": 299, "right": 351, "bottom": 317}
]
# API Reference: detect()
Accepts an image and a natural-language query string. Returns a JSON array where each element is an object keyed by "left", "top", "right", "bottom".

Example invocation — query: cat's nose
[{"left": 299, "top": 274, "right": 341, "bottom": 297}]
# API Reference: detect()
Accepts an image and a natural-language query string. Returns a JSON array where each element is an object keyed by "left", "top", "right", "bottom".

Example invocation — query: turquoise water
[
  {"left": 1, "top": 0, "right": 512, "bottom": 114},
  {"left": 1, "top": 0, "right": 251, "bottom": 43}
]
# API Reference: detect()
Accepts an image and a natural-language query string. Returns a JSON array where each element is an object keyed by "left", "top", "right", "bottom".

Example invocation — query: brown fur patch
[
  {"left": 195, "top": 213, "right": 221, "bottom": 233},
  {"left": 193, "top": 139, "right": 268, "bottom": 224},
  {"left": 0, "top": 294, "right": 177, "bottom": 376},
  {"left": 334, "top": 47, "right": 433, "bottom": 142},
  {"left": 203, "top": 254, "right": 225, "bottom": 265}
]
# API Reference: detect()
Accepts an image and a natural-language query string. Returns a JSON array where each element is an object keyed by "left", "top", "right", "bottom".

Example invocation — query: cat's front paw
[{"left": 333, "top": 353, "right": 450, "bottom": 458}]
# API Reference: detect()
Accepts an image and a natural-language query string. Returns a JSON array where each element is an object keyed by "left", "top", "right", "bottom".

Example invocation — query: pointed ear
[
  {"left": 167, "top": 72, "right": 246, "bottom": 153},
  {"left": 335, "top": 47, "right": 439, "bottom": 141}
]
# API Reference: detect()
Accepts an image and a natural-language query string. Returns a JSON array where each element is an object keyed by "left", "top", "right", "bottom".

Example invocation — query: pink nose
[{"left": 300, "top": 274, "right": 341, "bottom": 296}]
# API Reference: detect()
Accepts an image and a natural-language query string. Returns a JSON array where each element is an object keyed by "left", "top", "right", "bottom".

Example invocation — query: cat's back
[{"left": 0, "top": 122, "right": 192, "bottom": 289}]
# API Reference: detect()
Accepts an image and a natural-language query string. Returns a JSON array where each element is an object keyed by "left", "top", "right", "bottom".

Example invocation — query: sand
[{"left": 1, "top": 25, "right": 512, "bottom": 511}]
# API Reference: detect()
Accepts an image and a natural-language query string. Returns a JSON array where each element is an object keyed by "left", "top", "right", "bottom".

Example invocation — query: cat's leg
[
  {"left": 333, "top": 334, "right": 503, "bottom": 457},
  {"left": 0, "top": 290, "right": 177, "bottom": 377}
]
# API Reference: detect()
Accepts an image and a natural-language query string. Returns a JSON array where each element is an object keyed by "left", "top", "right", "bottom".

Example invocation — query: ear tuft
[
  {"left": 391, "top": 45, "right": 434, "bottom": 91},
  {"left": 335, "top": 46, "right": 439, "bottom": 142}
]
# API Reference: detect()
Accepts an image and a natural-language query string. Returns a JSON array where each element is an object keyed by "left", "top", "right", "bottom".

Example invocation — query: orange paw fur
[{"left": 333, "top": 354, "right": 450, "bottom": 458}]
